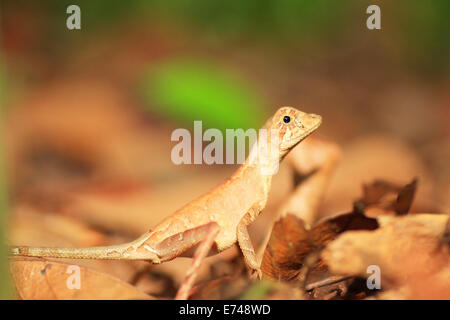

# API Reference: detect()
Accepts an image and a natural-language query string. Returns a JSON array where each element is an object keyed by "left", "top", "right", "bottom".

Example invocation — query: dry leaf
[
  {"left": 261, "top": 211, "right": 378, "bottom": 281},
  {"left": 356, "top": 178, "right": 418, "bottom": 217},
  {"left": 261, "top": 214, "right": 312, "bottom": 281},
  {"left": 322, "top": 135, "right": 436, "bottom": 218},
  {"left": 260, "top": 178, "right": 419, "bottom": 285},
  {"left": 322, "top": 214, "right": 450, "bottom": 299},
  {"left": 11, "top": 258, "right": 154, "bottom": 300}
]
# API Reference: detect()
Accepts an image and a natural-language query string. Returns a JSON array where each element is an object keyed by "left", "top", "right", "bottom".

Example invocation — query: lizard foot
[{"left": 249, "top": 268, "right": 262, "bottom": 281}]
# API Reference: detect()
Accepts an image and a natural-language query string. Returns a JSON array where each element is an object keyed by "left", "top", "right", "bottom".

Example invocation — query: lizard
[{"left": 9, "top": 106, "right": 322, "bottom": 299}]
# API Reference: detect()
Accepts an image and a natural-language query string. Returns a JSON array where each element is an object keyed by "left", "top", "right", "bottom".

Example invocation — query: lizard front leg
[
  {"left": 257, "top": 136, "right": 341, "bottom": 261},
  {"left": 237, "top": 215, "right": 262, "bottom": 280}
]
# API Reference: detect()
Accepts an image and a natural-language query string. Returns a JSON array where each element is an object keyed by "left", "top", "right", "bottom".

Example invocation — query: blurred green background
[
  {"left": 0, "top": 0, "right": 449, "bottom": 298},
  {"left": 1, "top": 60, "right": 13, "bottom": 299}
]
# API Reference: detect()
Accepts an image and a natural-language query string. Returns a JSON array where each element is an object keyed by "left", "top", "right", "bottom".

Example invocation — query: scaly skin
[{"left": 10, "top": 107, "right": 322, "bottom": 271}]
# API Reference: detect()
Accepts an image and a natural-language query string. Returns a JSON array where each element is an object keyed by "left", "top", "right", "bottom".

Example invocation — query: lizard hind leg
[
  {"left": 147, "top": 222, "right": 220, "bottom": 300},
  {"left": 143, "top": 222, "right": 220, "bottom": 261}
]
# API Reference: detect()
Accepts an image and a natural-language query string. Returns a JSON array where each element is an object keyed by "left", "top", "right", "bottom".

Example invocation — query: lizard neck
[
  {"left": 227, "top": 129, "right": 286, "bottom": 223},
  {"left": 231, "top": 140, "right": 280, "bottom": 203},
  {"left": 230, "top": 161, "right": 273, "bottom": 224},
  {"left": 243, "top": 135, "right": 282, "bottom": 176}
]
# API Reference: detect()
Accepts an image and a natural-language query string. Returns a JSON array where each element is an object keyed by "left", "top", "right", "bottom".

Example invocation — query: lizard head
[{"left": 268, "top": 106, "right": 322, "bottom": 155}]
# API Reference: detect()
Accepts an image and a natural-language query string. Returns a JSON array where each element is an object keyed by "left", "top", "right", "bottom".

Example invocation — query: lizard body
[{"left": 10, "top": 106, "right": 322, "bottom": 283}]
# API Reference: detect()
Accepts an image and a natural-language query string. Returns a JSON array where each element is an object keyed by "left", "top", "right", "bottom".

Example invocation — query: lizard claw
[{"left": 249, "top": 268, "right": 262, "bottom": 281}]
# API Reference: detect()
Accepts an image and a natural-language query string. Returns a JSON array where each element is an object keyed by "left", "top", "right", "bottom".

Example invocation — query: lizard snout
[{"left": 299, "top": 113, "right": 322, "bottom": 130}]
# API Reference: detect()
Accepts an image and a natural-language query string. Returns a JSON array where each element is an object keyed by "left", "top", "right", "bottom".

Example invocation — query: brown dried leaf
[
  {"left": 357, "top": 178, "right": 418, "bottom": 217},
  {"left": 394, "top": 179, "right": 418, "bottom": 215},
  {"left": 261, "top": 212, "right": 378, "bottom": 281},
  {"left": 261, "top": 214, "right": 312, "bottom": 281},
  {"left": 10, "top": 258, "right": 154, "bottom": 300},
  {"left": 321, "top": 135, "right": 436, "bottom": 218},
  {"left": 322, "top": 214, "right": 450, "bottom": 299}
]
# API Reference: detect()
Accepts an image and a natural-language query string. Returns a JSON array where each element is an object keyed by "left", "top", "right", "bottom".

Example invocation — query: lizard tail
[
  {"left": 9, "top": 243, "right": 135, "bottom": 260},
  {"left": 9, "top": 233, "right": 157, "bottom": 261}
]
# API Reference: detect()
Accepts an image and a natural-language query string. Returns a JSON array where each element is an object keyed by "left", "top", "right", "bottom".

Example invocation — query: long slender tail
[
  {"left": 8, "top": 232, "right": 157, "bottom": 260},
  {"left": 9, "top": 244, "right": 133, "bottom": 260}
]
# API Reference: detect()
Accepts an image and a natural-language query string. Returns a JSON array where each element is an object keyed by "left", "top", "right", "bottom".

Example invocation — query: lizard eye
[{"left": 283, "top": 116, "right": 291, "bottom": 123}]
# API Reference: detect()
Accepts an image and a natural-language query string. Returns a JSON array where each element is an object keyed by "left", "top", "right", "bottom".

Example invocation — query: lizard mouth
[
  {"left": 303, "top": 114, "right": 322, "bottom": 134},
  {"left": 285, "top": 114, "right": 322, "bottom": 146}
]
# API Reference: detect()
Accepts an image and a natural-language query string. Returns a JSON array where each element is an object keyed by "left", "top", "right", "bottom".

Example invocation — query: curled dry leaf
[
  {"left": 10, "top": 258, "right": 154, "bottom": 300},
  {"left": 261, "top": 212, "right": 378, "bottom": 281},
  {"left": 261, "top": 178, "right": 418, "bottom": 287},
  {"left": 322, "top": 214, "right": 450, "bottom": 299},
  {"left": 321, "top": 135, "right": 436, "bottom": 218},
  {"left": 356, "top": 178, "right": 418, "bottom": 217},
  {"left": 261, "top": 214, "right": 311, "bottom": 281}
]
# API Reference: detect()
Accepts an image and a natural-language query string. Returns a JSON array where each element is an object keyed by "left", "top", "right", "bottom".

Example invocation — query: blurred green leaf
[
  {"left": 0, "top": 64, "right": 13, "bottom": 299},
  {"left": 15, "top": 0, "right": 449, "bottom": 77},
  {"left": 396, "top": 0, "right": 450, "bottom": 75},
  {"left": 149, "top": 0, "right": 349, "bottom": 43},
  {"left": 141, "top": 59, "right": 267, "bottom": 131},
  {"left": 239, "top": 280, "right": 274, "bottom": 300}
]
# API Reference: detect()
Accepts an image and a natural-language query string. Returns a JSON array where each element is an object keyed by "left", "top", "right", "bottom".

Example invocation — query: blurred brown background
[{"left": 0, "top": 1, "right": 449, "bottom": 298}]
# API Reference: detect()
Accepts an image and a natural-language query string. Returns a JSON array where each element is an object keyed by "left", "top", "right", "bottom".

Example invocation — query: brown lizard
[{"left": 10, "top": 106, "right": 322, "bottom": 299}]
